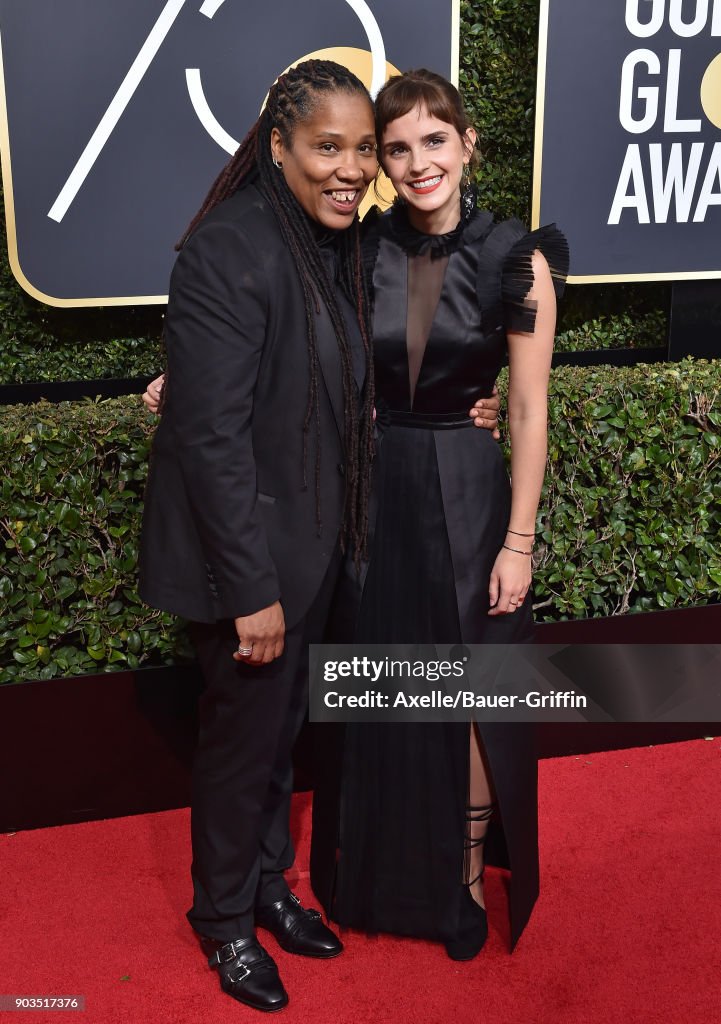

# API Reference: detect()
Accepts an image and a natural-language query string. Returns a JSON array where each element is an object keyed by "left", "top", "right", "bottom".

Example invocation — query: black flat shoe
[
  {"left": 201, "top": 935, "right": 288, "bottom": 1012},
  {"left": 255, "top": 893, "right": 343, "bottom": 958},
  {"left": 444, "top": 802, "right": 493, "bottom": 961},
  {"left": 444, "top": 898, "right": 488, "bottom": 961}
]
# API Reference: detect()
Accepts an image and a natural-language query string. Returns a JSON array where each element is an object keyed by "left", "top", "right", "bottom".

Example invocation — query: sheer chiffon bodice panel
[
  {"left": 371, "top": 217, "right": 504, "bottom": 415},
  {"left": 406, "top": 251, "right": 449, "bottom": 408}
]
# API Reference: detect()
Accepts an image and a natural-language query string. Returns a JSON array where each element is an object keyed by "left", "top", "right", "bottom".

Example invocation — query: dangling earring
[
  {"left": 461, "top": 163, "right": 476, "bottom": 219},
  {"left": 272, "top": 156, "right": 283, "bottom": 169}
]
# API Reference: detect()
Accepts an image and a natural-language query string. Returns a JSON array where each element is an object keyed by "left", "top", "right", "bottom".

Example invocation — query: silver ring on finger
[{"left": 237, "top": 642, "right": 254, "bottom": 656}]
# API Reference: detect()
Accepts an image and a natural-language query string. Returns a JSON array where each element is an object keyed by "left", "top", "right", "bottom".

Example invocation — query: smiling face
[
  {"left": 270, "top": 92, "right": 377, "bottom": 230},
  {"left": 380, "top": 103, "right": 476, "bottom": 235}
]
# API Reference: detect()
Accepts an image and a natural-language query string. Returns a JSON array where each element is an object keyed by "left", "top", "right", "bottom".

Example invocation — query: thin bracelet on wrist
[
  {"left": 502, "top": 543, "right": 533, "bottom": 556},
  {"left": 506, "top": 528, "right": 535, "bottom": 537}
]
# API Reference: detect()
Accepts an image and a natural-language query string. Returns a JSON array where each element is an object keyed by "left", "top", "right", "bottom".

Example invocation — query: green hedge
[
  {"left": 0, "top": 311, "right": 663, "bottom": 388},
  {"left": 554, "top": 311, "right": 665, "bottom": 354},
  {"left": 0, "top": 399, "right": 189, "bottom": 684},
  {"left": 461, "top": 0, "right": 539, "bottom": 223},
  {"left": 0, "top": 0, "right": 668, "bottom": 385},
  {"left": 531, "top": 360, "right": 721, "bottom": 618},
  {"left": 2, "top": 359, "right": 719, "bottom": 683},
  {"left": 0, "top": 334, "right": 163, "bottom": 386}
]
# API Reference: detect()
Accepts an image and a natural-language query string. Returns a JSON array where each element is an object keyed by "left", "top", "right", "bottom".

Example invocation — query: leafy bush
[
  {"left": 461, "top": 0, "right": 540, "bottom": 223},
  {"left": 554, "top": 311, "right": 666, "bottom": 354},
  {"left": 0, "top": 334, "right": 163, "bottom": 385},
  {"left": 0, "top": 398, "right": 189, "bottom": 683},
  {"left": 2, "top": 359, "right": 719, "bottom": 683},
  {"left": 0, "top": 310, "right": 664, "bottom": 385},
  {"left": 531, "top": 361, "right": 721, "bottom": 618}
]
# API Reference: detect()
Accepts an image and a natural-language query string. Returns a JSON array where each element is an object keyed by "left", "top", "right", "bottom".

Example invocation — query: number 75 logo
[{"left": 0, "top": 0, "right": 452, "bottom": 305}]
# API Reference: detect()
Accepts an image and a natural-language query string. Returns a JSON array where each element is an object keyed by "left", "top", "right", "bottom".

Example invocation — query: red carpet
[{"left": 2, "top": 738, "right": 720, "bottom": 1024}]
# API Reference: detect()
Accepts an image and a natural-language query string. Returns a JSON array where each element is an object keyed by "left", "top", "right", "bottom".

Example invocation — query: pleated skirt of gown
[{"left": 311, "top": 422, "right": 539, "bottom": 950}]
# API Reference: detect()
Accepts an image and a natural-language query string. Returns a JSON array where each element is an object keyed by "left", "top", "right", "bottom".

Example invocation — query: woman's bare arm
[{"left": 488, "top": 251, "right": 556, "bottom": 614}]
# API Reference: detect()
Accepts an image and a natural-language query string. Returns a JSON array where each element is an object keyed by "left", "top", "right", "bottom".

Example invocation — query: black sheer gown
[{"left": 311, "top": 201, "right": 569, "bottom": 951}]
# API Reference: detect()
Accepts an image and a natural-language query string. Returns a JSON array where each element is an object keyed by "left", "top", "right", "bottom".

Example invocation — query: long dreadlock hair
[{"left": 177, "top": 60, "right": 376, "bottom": 563}]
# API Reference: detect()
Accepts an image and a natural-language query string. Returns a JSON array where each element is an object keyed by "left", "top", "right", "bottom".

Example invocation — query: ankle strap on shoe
[
  {"left": 466, "top": 803, "right": 494, "bottom": 822},
  {"left": 464, "top": 803, "right": 494, "bottom": 888}
]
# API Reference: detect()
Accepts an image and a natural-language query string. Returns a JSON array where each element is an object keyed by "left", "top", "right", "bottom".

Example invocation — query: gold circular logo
[{"left": 700, "top": 53, "right": 721, "bottom": 130}]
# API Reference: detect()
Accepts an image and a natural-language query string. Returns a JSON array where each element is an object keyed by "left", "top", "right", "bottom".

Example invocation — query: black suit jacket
[{"left": 139, "top": 185, "right": 363, "bottom": 629}]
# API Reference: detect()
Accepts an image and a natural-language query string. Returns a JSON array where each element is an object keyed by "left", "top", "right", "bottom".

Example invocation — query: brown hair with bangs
[{"left": 374, "top": 68, "right": 479, "bottom": 171}]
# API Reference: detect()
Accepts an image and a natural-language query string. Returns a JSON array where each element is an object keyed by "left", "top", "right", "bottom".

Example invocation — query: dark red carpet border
[{"left": 2, "top": 738, "right": 720, "bottom": 1024}]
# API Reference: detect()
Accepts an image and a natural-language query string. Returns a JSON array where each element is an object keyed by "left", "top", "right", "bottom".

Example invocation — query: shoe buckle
[
  {"left": 215, "top": 940, "right": 245, "bottom": 965},
  {"left": 227, "top": 961, "right": 251, "bottom": 984}
]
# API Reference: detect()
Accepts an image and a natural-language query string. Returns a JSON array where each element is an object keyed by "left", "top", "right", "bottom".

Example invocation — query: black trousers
[{"left": 186, "top": 548, "right": 342, "bottom": 941}]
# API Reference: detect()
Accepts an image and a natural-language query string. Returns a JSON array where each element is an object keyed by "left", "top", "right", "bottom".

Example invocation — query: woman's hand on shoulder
[
  {"left": 469, "top": 384, "right": 501, "bottom": 440},
  {"left": 488, "top": 541, "right": 532, "bottom": 615},
  {"left": 142, "top": 374, "right": 165, "bottom": 414}
]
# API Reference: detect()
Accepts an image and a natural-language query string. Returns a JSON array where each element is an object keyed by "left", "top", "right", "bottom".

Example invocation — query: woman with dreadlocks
[{"left": 138, "top": 60, "right": 382, "bottom": 1013}]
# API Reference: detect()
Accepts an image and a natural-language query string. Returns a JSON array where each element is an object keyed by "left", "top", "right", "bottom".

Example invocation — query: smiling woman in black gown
[{"left": 311, "top": 69, "right": 568, "bottom": 959}]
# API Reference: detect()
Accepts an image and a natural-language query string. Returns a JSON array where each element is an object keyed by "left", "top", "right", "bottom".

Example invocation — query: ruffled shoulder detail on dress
[
  {"left": 476, "top": 219, "right": 569, "bottom": 335},
  {"left": 503, "top": 224, "right": 569, "bottom": 333}
]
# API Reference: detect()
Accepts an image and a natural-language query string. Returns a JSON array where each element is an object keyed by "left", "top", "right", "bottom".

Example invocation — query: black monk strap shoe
[
  {"left": 201, "top": 935, "right": 288, "bottom": 1012},
  {"left": 255, "top": 893, "right": 343, "bottom": 958}
]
